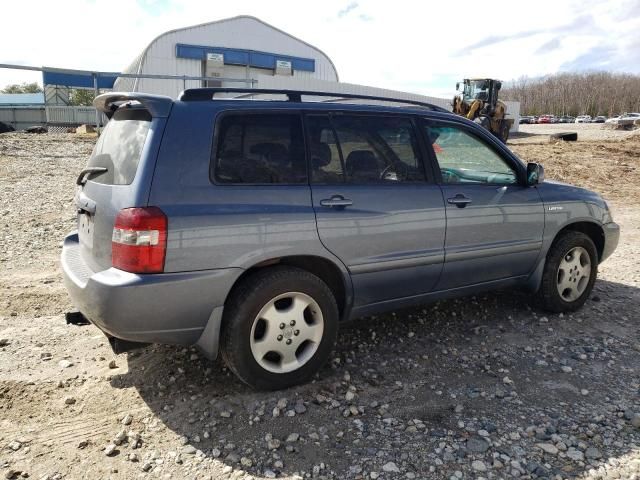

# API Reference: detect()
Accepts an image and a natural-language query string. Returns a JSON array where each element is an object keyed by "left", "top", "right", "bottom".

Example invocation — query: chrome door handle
[
  {"left": 447, "top": 194, "right": 472, "bottom": 208},
  {"left": 320, "top": 196, "right": 353, "bottom": 208}
]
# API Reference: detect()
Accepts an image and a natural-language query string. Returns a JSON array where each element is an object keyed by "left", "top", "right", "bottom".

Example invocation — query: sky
[{"left": 1, "top": 0, "right": 639, "bottom": 97}]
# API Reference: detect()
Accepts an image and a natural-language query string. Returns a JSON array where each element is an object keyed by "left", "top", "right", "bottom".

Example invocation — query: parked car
[
  {"left": 538, "top": 115, "right": 554, "bottom": 124},
  {"left": 605, "top": 113, "right": 640, "bottom": 125},
  {"left": 61, "top": 88, "right": 620, "bottom": 390},
  {"left": 575, "top": 115, "right": 592, "bottom": 123},
  {"left": 519, "top": 116, "right": 534, "bottom": 124},
  {"left": 592, "top": 116, "right": 606, "bottom": 123},
  {"left": 559, "top": 115, "right": 575, "bottom": 123}
]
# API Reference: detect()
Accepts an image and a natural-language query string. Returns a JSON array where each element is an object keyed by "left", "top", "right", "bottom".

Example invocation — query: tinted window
[
  {"left": 86, "top": 109, "right": 151, "bottom": 185},
  {"left": 308, "top": 115, "right": 425, "bottom": 183},
  {"left": 426, "top": 124, "right": 518, "bottom": 185},
  {"left": 305, "top": 115, "right": 344, "bottom": 183},
  {"left": 213, "top": 114, "right": 306, "bottom": 184}
]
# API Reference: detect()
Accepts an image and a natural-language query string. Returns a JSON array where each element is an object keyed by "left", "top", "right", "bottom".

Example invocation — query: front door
[
  {"left": 423, "top": 121, "right": 545, "bottom": 290},
  {"left": 307, "top": 113, "right": 446, "bottom": 307}
]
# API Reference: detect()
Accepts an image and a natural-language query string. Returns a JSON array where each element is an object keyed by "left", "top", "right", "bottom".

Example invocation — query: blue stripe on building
[
  {"left": 175, "top": 43, "right": 315, "bottom": 72},
  {"left": 42, "top": 70, "right": 119, "bottom": 89}
]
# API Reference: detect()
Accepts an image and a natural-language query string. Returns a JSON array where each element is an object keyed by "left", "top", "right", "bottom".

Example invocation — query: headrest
[{"left": 310, "top": 142, "right": 331, "bottom": 168}]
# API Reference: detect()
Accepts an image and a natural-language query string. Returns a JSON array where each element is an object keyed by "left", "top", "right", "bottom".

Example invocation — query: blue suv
[{"left": 61, "top": 88, "right": 619, "bottom": 389}]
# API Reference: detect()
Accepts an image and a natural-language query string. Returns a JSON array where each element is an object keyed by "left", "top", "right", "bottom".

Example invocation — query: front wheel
[
  {"left": 221, "top": 267, "right": 338, "bottom": 390},
  {"left": 536, "top": 231, "right": 598, "bottom": 312}
]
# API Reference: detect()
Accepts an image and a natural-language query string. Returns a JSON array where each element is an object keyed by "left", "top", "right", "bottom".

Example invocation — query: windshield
[
  {"left": 86, "top": 108, "right": 151, "bottom": 185},
  {"left": 463, "top": 80, "right": 490, "bottom": 102}
]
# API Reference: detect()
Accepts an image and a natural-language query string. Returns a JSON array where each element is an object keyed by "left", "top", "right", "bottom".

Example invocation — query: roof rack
[{"left": 178, "top": 87, "right": 449, "bottom": 112}]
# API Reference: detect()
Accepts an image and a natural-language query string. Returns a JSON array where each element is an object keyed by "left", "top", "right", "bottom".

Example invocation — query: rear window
[
  {"left": 212, "top": 113, "right": 306, "bottom": 184},
  {"left": 86, "top": 108, "right": 151, "bottom": 185}
]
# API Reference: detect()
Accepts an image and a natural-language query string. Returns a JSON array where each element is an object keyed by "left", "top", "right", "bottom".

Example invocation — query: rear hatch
[{"left": 76, "top": 95, "right": 170, "bottom": 272}]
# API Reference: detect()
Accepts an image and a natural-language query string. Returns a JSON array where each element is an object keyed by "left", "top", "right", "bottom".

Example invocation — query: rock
[
  {"left": 220, "top": 410, "right": 232, "bottom": 418},
  {"left": 382, "top": 462, "right": 400, "bottom": 473},
  {"left": 104, "top": 443, "right": 117, "bottom": 456},
  {"left": 580, "top": 389, "right": 589, "bottom": 396},
  {"left": 370, "top": 473, "right": 379, "bottom": 480},
  {"left": 631, "top": 414, "right": 640, "bottom": 428},
  {"left": 141, "top": 461, "right": 153, "bottom": 472},
  {"left": 561, "top": 365, "right": 573, "bottom": 373},
  {"left": 466, "top": 437, "right": 490, "bottom": 453},
  {"left": 25, "top": 125, "right": 47, "bottom": 134},
  {"left": 0, "top": 339, "right": 9, "bottom": 347},
  {"left": 240, "top": 457, "right": 253, "bottom": 467},
  {"left": 345, "top": 390, "right": 356, "bottom": 402},
  {"left": 503, "top": 376, "right": 514, "bottom": 385},
  {"left": 108, "top": 360, "right": 117, "bottom": 369},
  {"left": 566, "top": 448, "right": 584, "bottom": 461},
  {"left": 75, "top": 124, "right": 96, "bottom": 134},
  {"left": 77, "top": 440, "right": 88, "bottom": 449},
  {"left": 58, "top": 359, "right": 73, "bottom": 369},
  {"left": 585, "top": 447, "right": 601, "bottom": 459},
  {"left": 286, "top": 433, "right": 300, "bottom": 442},
  {"left": 471, "top": 460, "right": 487, "bottom": 472},
  {"left": 536, "top": 443, "right": 559, "bottom": 455},
  {"left": 294, "top": 402, "right": 307, "bottom": 414},
  {"left": 182, "top": 445, "right": 197, "bottom": 455},
  {"left": 113, "top": 429, "right": 127, "bottom": 445},
  {"left": 264, "top": 469, "right": 276, "bottom": 478},
  {"left": 4, "top": 470, "right": 22, "bottom": 480},
  {"left": 64, "top": 396, "right": 76, "bottom": 405},
  {"left": 267, "top": 438, "right": 281, "bottom": 450},
  {"left": 121, "top": 414, "right": 133, "bottom": 425},
  {"left": 8, "top": 441, "right": 21, "bottom": 451}
]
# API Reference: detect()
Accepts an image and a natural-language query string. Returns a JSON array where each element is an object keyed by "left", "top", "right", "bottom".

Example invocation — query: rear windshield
[{"left": 86, "top": 108, "right": 151, "bottom": 185}]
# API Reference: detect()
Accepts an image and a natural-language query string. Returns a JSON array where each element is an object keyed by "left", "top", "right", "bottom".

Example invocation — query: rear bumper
[
  {"left": 601, "top": 221, "right": 620, "bottom": 263},
  {"left": 61, "top": 232, "right": 241, "bottom": 348}
]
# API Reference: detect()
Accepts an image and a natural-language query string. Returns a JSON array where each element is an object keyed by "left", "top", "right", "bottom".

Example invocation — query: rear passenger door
[{"left": 307, "top": 113, "right": 446, "bottom": 307}]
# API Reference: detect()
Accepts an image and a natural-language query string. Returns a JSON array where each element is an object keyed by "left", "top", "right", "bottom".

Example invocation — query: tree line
[
  {"left": 500, "top": 72, "right": 640, "bottom": 117},
  {"left": 1, "top": 82, "right": 96, "bottom": 106}
]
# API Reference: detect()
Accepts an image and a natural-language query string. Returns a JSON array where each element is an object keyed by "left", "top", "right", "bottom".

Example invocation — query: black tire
[
  {"left": 536, "top": 231, "right": 598, "bottom": 313},
  {"left": 220, "top": 266, "right": 339, "bottom": 390},
  {"left": 549, "top": 132, "right": 578, "bottom": 142}
]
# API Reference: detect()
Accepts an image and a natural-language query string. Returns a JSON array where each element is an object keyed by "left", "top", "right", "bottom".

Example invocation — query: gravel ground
[
  {"left": 0, "top": 133, "right": 639, "bottom": 480},
  {"left": 511, "top": 124, "right": 639, "bottom": 144}
]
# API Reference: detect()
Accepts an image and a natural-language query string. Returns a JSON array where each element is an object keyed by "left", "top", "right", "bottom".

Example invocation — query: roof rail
[{"left": 178, "top": 87, "right": 449, "bottom": 112}]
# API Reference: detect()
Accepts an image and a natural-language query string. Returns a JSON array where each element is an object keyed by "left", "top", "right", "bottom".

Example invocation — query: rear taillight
[{"left": 112, "top": 207, "right": 167, "bottom": 273}]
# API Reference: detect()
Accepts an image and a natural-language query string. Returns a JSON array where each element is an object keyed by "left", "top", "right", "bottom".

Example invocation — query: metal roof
[{"left": 0, "top": 93, "right": 45, "bottom": 106}]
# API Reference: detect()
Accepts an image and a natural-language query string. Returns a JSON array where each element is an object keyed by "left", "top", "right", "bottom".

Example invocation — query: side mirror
[
  {"left": 527, "top": 162, "right": 545, "bottom": 185},
  {"left": 455, "top": 82, "right": 460, "bottom": 91}
]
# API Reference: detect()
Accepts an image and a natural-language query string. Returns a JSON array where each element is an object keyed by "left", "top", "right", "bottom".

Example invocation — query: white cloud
[{"left": 1, "top": 0, "right": 638, "bottom": 96}]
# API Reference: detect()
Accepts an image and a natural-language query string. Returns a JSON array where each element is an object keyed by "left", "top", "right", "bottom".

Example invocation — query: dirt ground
[{"left": 0, "top": 132, "right": 639, "bottom": 480}]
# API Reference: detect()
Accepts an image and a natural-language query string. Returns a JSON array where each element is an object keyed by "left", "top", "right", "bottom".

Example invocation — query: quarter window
[
  {"left": 307, "top": 115, "right": 426, "bottom": 184},
  {"left": 426, "top": 124, "right": 518, "bottom": 185},
  {"left": 213, "top": 114, "right": 306, "bottom": 184}
]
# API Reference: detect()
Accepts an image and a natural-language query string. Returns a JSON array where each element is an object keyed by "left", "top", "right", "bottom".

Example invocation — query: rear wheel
[
  {"left": 536, "top": 231, "right": 598, "bottom": 312},
  {"left": 499, "top": 122, "right": 510, "bottom": 143},
  {"left": 221, "top": 267, "right": 338, "bottom": 390}
]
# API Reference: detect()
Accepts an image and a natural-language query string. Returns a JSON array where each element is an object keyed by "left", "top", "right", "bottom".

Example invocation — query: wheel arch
[
  {"left": 553, "top": 221, "right": 605, "bottom": 262},
  {"left": 525, "top": 220, "right": 604, "bottom": 293},
  {"left": 225, "top": 255, "right": 352, "bottom": 321}
]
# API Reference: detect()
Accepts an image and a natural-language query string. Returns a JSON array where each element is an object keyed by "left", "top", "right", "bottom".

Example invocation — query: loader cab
[{"left": 457, "top": 79, "right": 502, "bottom": 107}]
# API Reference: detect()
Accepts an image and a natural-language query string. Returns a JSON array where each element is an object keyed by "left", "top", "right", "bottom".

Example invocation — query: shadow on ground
[{"left": 110, "top": 279, "right": 640, "bottom": 478}]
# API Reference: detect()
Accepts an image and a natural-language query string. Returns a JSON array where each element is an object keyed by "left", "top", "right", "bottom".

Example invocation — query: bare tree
[{"left": 501, "top": 72, "right": 640, "bottom": 117}]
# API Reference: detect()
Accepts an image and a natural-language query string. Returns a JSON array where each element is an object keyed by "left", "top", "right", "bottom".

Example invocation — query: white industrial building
[
  {"left": 115, "top": 15, "right": 518, "bottom": 128},
  {"left": 114, "top": 16, "right": 339, "bottom": 97}
]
